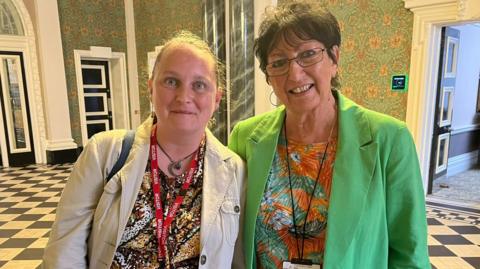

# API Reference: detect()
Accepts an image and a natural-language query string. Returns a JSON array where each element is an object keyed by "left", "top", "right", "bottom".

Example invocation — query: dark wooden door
[{"left": 427, "top": 27, "right": 459, "bottom": 193}]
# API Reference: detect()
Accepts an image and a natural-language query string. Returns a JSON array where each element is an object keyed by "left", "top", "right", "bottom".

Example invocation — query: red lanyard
[{"left": 149, "top": 124, "right": 198, "bottom": 258}]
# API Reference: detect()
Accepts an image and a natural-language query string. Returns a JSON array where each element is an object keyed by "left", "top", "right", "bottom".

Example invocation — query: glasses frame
[{"left": 266, "top": 47, "right": 327, "bottom": 77}]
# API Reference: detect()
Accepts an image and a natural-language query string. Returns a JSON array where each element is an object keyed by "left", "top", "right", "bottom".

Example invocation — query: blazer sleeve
[
  {"left": 42, "top": 136, "right": 106, "bottom": 268},
  {"left": 385, "top": 126, "right": 430, "bottom": 269}
]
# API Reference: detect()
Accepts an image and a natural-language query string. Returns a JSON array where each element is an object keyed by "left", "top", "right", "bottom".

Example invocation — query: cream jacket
[{"left": 42, "top": 118, "right": 246, "bottom": 268}]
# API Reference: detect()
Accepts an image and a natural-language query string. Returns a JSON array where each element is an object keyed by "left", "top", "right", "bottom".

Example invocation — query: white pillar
[
  {"left": 34, "top": 0, "right": 77, "bottom": 160},
  {"left": 124, "top": 0, "right": 141, "bottom": 127}
]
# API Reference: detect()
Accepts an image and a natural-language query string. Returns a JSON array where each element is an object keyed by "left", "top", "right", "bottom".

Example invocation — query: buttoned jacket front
[{"left": 42, "top": 118, "right": 246, "bottom": 269}]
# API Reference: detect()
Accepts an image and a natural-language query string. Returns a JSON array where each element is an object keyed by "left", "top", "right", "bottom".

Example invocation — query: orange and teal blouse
[{"left": 255, "top": 130, "right": 337, "bottom": 268}]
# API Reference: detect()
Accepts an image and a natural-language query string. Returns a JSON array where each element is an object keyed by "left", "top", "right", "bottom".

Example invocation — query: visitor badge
[{"left": 282, "top": 260, "right": 321, "bottom": 269}]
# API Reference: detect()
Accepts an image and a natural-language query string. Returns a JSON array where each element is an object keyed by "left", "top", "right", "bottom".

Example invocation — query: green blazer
[{"left": 228, "top": 92, "right": 430, "bottom": 269}]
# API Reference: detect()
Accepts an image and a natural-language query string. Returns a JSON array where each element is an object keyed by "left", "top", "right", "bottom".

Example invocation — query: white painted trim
[
  {"left": 0, "top": 54, "right": 31, "bottom": 154},
  {"left": 253, "top": 0, "right": 276, "bottom": 115},
  {"left": 439, "top": 86, "right": 454, "bottom": 127},
  {"left": 80, "top": 64, "right": 106, "bottom": 88},
  {"left": 435, "top": 133, "right": 450, "bottom": 174},
  {"left": 3, "top": 0, "right": 47, "bottom": 165},
  {"left": 0, "top": 77, "right": 7, "bottom": 166},
  {"left": 443, "top": 36, "right": 459, "bottom": 78},
  {"left": 74, "top": 50, "right": 88, "bottom": 145},
  {"left": 107, "top": 61, "right": 116, "bottom": 129},
  {"left": 45, "top": 139, "right": 79, "bottom": 151},
  {"left": 123, "top": 0, "right": 141, "bottom": 127},
  {"left": 447, "top": 150, "right": 479, "bottom": 176},
  {"left": 74, "top": 49, "right": 130, "bottom": 146},
  {"left": 34, "top": 0, "right": 78, "bottom": 161},
  {"left": 225, "top": 0, "right": 231, "bottom": 135},
  {"left": 403, "top": 0, "right": 480, "bottom": 193},
  {"left": 114, "top": 53, "right": 130, "bottom": 129},
  {"left": 451, "top": 124, "right": 480, "bottom": 135},
  {"left": 84, "top": 92, "right": 108, "bottom": 116},
  {"left": 86, "top": 119, "right": 110, "bottom": 131},
  {"left": 426, "top": 195, "right": 480, "bottom": 209}
]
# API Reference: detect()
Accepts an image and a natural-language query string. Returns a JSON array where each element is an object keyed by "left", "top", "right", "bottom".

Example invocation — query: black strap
[{"left": 106, "top": 130, "right": 135, "bottom": 182}]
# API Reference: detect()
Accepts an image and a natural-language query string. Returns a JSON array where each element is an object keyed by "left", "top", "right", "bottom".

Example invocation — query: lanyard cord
[
  {"left": 283, "top": 116, "right": 332, "bottom": 260},
  {"left": 149, "top": 124, "right": 199, "bottom": 259}
]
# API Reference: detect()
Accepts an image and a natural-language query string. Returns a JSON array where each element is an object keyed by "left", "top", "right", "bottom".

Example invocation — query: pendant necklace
[{"left": 158, "top": 143, "right": 198, "bottom": 177}]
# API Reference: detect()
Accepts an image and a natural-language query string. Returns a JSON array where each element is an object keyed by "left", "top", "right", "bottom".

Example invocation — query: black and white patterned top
[{"left": 111, "top": 140, "right": 206, "bottom": 269}]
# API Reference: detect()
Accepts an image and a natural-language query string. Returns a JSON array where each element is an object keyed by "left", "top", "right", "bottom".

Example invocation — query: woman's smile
[{"left": 288, "top": 84, "right": 314, "bottom": 94}]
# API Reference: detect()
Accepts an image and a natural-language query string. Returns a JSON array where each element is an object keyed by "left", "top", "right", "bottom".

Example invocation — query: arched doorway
[{"left": 0, "top": 0, "right": 44, "bottom": 167}]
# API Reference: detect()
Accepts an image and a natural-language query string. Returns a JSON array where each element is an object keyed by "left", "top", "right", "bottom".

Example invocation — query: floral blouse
[
  {"left": 255, "top": 130, "right": 338, "bottom": 268},
  {"left": 111, "top": 140, "right": 206, "bottom": 269}
]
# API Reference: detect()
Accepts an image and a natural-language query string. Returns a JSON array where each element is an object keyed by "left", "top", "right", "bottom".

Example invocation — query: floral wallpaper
[
  {"left": 280, "top": 0, "right": 414, "bottom": 120},
  {"left": 133, "top": 0, "right": 203, "bottom": 120},
  {"left": 57, "top": 0, "right": 413, "bottom": 145},
  {"left": 57, "top": 0, "right": 128, "bottom": 145}
]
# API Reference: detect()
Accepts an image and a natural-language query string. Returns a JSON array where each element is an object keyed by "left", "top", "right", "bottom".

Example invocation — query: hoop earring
[
  {"left": 269, "top": 91, "right": 279, "bottom": 107},
  {"left": 207, "top": 117, "right": 217, "bottom": 128}
]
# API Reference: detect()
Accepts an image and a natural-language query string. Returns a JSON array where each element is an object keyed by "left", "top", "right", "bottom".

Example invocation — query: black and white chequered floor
[{"left": 0, "top": 164, "right": 479, "bottom": 268}]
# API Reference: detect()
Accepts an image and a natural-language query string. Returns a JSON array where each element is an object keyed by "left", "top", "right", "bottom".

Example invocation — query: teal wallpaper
[
  {"left": 57, "top": 0, "right": 127, "bottom": 145},
  {"left": 279, "top": 0, "right": 414, "bottom": 120},
  {"left": 133, "top": 0, "right": 204, "bottom": 120}
]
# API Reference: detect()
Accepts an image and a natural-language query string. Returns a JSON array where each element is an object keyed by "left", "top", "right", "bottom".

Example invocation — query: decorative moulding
[{"left": 404, "top": 0, "right": 480, "bottom": 21}]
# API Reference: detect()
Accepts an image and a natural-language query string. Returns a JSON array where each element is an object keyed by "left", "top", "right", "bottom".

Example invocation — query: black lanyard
[{"left": 283, "top": 117, "right": 330, "bottom": 261}]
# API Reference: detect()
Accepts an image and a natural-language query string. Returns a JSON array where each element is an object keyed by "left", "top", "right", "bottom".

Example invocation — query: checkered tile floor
[{"left": 0, "top": 164, "right": 479, "bottom": 269}]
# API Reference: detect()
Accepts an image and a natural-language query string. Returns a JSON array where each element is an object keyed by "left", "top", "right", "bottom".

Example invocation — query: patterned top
[
  {"left": 111, "top": 140, "right": 206, "bottom": 269},
  {"left": 255, "top": 130, "right": 337, "bottom": 268}
]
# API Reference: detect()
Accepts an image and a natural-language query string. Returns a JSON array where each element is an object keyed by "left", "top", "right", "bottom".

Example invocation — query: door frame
[
  {"left": 0, "top": 52, "right": 35, "bottom": 166},
  {"left": 0, "top": 1, "right": 45, "bottom": 167},
  {"left": 74, "top": 47, "right": 130, "bottom": 146},
  {"left": 403, "top": 0, "right": 480, "bottom": 193}
]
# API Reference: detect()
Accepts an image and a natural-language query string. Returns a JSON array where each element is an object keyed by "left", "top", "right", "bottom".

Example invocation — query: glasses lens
[
  {"left": 266, "top": 48, "right": 325, "bottom": 76},
  {"left": 267, "top": 60, "right": 287, "bottom": 76},
  {"left": 299, "top": 48, "right": 324, "bottom": 67}
]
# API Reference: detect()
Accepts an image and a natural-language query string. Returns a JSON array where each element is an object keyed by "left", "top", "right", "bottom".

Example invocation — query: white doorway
[
  {"left": 74, "top": 47, "right": 130, "bottom": 146},
  {"left": 428, "top": 24, "right": 480, "bottom": 205},
  {"left": 403, "top": 0, "right": 480, "bottom": 194}
]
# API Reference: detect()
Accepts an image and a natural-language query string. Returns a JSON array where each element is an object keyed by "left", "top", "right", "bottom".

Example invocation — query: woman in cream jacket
[{"left": 43, "top": 31, "right": 245, "bottom": 269}]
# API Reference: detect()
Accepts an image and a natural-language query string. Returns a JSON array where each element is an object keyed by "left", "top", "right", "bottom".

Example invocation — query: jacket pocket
[
  {"left": 220, "top": 199, "right": 240, "bottom": 246},
  {"left": 93, "top": 176, "right": 122, "bottom": 228}
]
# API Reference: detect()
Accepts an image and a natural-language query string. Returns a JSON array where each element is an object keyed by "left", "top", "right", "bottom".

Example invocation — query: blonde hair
[{"left": 150, "top": 30, "right": 226, "bottom": 92}]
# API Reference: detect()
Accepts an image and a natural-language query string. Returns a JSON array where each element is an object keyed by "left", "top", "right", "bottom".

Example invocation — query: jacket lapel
[
  {"left": 323, "top": 94, "right": 378, "bottom": 267},
  {"left": 200, "top": 130, "right": 237, "bottom": 248},
  {"left": 244, "top": 107, "right": 285, "bottom": 265}
]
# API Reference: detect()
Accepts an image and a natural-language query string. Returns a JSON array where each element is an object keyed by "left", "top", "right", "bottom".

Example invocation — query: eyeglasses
[{"left": 266, "top": 47, "right": 326, "bottom": 77}]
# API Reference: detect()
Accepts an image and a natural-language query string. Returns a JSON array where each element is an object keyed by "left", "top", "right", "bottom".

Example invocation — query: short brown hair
[{"left": 254, "top": 0, "right": 341, "bottom": 88}]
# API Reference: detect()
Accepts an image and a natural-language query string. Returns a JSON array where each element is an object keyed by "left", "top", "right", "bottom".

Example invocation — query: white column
[
  {"left": 124, "top": 0, "right": 141, "bottom": 127},
  {"left": 34, "top": 0, "right": 77, "bottom": 151}
]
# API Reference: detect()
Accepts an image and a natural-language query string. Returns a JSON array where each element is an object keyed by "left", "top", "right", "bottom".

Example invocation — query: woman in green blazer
[{"left": 228, "top": 1, "right": 430, "bottom": 268}]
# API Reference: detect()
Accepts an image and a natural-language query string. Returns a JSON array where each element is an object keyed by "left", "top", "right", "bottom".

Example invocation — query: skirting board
[{"left": 447, "top": 150, "right": 479, "bottom": 177}]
